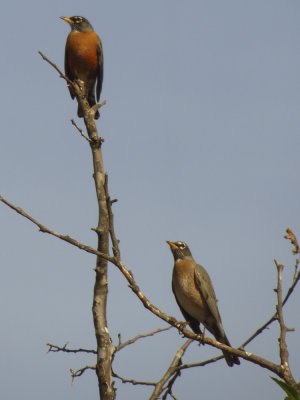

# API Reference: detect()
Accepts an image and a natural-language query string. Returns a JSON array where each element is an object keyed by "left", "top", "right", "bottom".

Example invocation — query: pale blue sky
[{"left": 1, "top": 1, "right": 299, "bottom": 399}]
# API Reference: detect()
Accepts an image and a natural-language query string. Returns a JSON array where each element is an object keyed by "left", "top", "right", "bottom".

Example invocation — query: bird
[
  {"left": 167, "top": 241, "right": 240, "bottom": 367},
  {"left": 61, "top": 16, "right": 103, "bottom": 119}
]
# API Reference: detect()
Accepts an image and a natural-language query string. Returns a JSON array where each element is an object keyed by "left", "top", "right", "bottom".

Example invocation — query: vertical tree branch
[
  {"left": 88, "top": 137, "right": 115, "bottom": 399},
  {"left": 71, "top": 70, "right": 114, "bottom": 397},
  {"left": 38, "top": 51, "right": 114, "bottom": 399},
  {"left": 274, "top": 259, "right": 299, "bottom": 391},
  {"left": 275, "top": 260, "right": 289, "bottom": 366},
  {"left": 65, "top": 54, "right": 114, "bottom": 398}
]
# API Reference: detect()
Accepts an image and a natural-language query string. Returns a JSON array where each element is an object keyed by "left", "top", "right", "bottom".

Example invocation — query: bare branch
[
  {"left": 242, "top": 268, "right": 300, "bottom": 348},
  {"left": 91, "top": 101, "right": 107, "bottom": 113},
  {"left": 149, "top": 340, "right": 192, "bottom": 400},
  {"left": 274, "top": 259, "right": 298, "bottom": 389},
  {"left": 283, "top": 270, "right": 300, "bottom": 307},
  {"left": 71, "top": 119, "right": 92, "bottom": 143},
  {"left": 112, "top": 339, "right": 191, "bottom": 396},
  {"left": 38, "top": 51, "right": 72, "bottom": 84},
  {"left": 47, "top": 342, "right": 96, "bottom": 354},
  {"left": 178, "top": 354, "right": 224, "bottom": 370},
  {"left": 292, "top": 259, "right": 299, "bottom": 283},
  {"left": 274, "top": 259, "right": 289, "bottom": 366},
  {"left": 115, "top": 326, "right": 172, "bottom": 353},
  {"left": 71, "top": 365, "right": 96, "bottom": 384},
  {"left": 87, "top": 108, "right": 113, "bottom": 400},
  {"left": 112, "top": 370, "right": 155, "bottom": 387},
  {"left": 241, "top": 319, "right": 275, "bottom": 349},
  {"left": 162, "top": 371, "right": 181, "bottom": 400},
  {"left": 0, "top": 195, "right": 113, "bottom": 263},
  {"left": 164, "top": 392, "right": 180, "bottom": 400}
]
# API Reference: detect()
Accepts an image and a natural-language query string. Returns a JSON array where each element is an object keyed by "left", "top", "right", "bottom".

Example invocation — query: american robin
[
  {"left": 167, "top": 241, "right": 240, "bottom": 367},
  {"left": 61, "top": 16, "right": 103, "bottom": 119}
]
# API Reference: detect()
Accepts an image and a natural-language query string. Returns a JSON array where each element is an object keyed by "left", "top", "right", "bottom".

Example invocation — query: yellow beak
[
  {"left": 166, "top": 241, "right": 177, "bottom": 249},
  {"left": 60, "top": 16, "right": 74, "bottom": 24}
]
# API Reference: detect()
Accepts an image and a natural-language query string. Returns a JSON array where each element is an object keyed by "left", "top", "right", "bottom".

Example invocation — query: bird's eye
[{"left": 178, "top": 242, "right": 186, "bottom": 249}]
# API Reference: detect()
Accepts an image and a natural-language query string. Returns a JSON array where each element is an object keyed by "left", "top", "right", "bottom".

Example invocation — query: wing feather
[
  {"left": 96, "top": 38, "right": 104, "bottom": 101},
  {"left": 194, "top": 264, "right": 222, "bottom": 326}
]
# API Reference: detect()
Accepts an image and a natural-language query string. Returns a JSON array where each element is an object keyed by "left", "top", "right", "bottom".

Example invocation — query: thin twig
[
  {"left": 38, "top": 51, "right": 72, "bottom": 85},
  {"left": 71, "top": 119, "right": 92, "bottom": 143},
  {"left": 47, "top": 342, "right": 96, "bottom": 354},
  {"left": 70, "top": 365, "right": 96, "bottom": 384},
  {"left": 91, "top": 100, "right": 107, "bottom": 113},
  {"left": 242, "top": 270, "right": 300, "bottom": 348},
  {"left": 293, "top": 259, "right": 299, "bottom": 283},
  {"left": 149, "top": 339, "right": 192, "bottom": 400},
  {"left": 112, "top": 369, "right": 156, "bottom": 387},
  {"left": 162, "top": 373, "right": 181, "bottom": 400},
  {"left": 274, "top": 259, "right": 288, "bottom": 366},
  {"left": 115, "top": 326, "right": 172, "bottom": 352},
  {"left": 177, "top": 354, "right": 224, "bottom": 370},
  {"left": 178, "top": 231, "right": 300, "bottom": 358},
  {"left": 274, "top": 259, "right": 298, "bottom": 388},
  {"left": 0, "top": 195, "right": 113, "bottom": 263},
  {"left": 166, "top": 393, "right": 180, "bottom": 400},
  {"left": 282, "top": 270, "right": 300, "bottom": 307}
]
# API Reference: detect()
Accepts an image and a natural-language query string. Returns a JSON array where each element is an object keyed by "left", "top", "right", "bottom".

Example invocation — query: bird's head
[
  {"left": 166, "top": 241, "right": 193, "bottom": 261},
  {"left": 60, "top": 16, "right": 94, "bottom": 32}
]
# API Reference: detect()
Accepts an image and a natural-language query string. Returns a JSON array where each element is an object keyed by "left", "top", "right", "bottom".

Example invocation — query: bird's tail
[
  {"left": 77, "top": 91, "right": 100, "bottom": 120},
  {"left": 77, "top": 104, "right": 84, "bottom": 118},
  {"left": 87, "top": 90, "right": 100, "bottom": 119},
  {"left": 215, "top": 331, "right": 240, "bottom": 367}
]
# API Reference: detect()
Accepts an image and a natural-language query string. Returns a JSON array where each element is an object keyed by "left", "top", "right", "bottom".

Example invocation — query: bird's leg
[
  {"left": 177, "top": 320, "right": 189, "bottom": 336},
  {"left": 198, "top": 325, "right": 206, "bottom": 345}
]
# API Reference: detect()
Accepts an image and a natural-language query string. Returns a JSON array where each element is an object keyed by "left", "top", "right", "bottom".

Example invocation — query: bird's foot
[
  {"left": 198, "top": 327, "right": 206, "bottom": 345},
  {"left": 176, "top": 320, "right": 189, "bottom": 335}
]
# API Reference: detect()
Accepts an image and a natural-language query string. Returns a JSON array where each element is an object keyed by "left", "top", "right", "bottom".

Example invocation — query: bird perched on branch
[
  {"left": 61, "top": 16, "right": 103, "bottom": 119},
  {"left": 167, "top": 241, "right": 240, "bottom": 367}
]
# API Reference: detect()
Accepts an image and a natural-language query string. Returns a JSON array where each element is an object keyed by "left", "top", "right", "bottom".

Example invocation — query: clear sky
[{"left": 0, "top": 1, "right": 299, "bottom": 399}]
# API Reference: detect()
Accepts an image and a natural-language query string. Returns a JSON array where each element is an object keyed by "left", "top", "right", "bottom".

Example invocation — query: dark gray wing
[
  {"left": 194, "top": 264, "right": 240, "bottom": 366},
  {"left": 64, "top": 43, "right": 75, "bottom": 99},
  {"left": 96, "top": 37, "right": 104, "bottom": 101},
  {"left": 194, "top": 263, "right": 222, "bottom": 326}
]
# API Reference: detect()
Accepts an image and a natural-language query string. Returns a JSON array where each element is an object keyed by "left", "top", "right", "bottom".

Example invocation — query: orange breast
[
  {"left": 66, "top": 31, "right": 99, "bottom": 80},
  {"left": 173, "top": 259, "right": 208, "bottom": 322}
]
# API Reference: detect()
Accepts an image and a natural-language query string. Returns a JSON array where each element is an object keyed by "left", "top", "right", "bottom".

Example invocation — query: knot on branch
[{"left": 91, "top": 136, "right": 104, "bottom": 149}]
